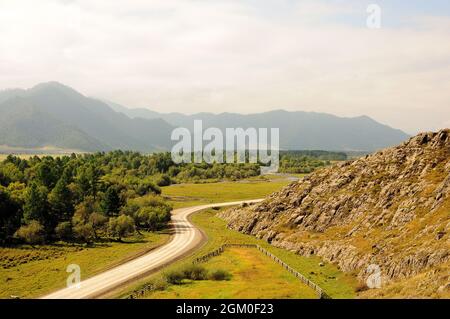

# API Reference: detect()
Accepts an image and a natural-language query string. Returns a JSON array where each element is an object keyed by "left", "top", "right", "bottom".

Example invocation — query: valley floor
[
  {"left": 0, "top": 177, "right": 291, "bottom": 299},
  {"left": 1, "top": 177, "right": 357, "bottom": 299},
  {"left": 118, "top": 208, "right": 357, "bottom": 299}
]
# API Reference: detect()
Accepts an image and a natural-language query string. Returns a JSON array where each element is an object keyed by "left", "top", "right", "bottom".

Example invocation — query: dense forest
[
  {"left": 279, "top": 151, "right": 346, "bottom": 174},
  {"left": 0, "top": 151, "right": 260, "bottom": 245}
]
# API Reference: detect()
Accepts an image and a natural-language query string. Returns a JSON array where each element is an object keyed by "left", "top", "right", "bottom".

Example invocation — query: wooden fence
[{"left": 193, "top": 243, "right": 331, "bottom": 299}]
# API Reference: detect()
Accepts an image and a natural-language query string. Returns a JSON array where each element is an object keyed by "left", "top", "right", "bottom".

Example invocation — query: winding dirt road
[{"left": 42, "top": 199, "right": 262, "bottom": 299}]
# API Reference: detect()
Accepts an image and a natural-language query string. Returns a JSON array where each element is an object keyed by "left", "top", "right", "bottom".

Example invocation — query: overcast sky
[{"left": 1, "top": 0, "right": 449, "bottom": 134}]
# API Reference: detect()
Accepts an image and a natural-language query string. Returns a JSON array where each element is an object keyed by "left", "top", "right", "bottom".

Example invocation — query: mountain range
[{"left": 0, "top": 82, "right": 410, "bottom": 152}]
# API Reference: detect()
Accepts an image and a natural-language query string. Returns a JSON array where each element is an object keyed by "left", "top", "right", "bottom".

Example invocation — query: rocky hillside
[{"left": 220, "top": 130, "right": 450, "bottom": 298}]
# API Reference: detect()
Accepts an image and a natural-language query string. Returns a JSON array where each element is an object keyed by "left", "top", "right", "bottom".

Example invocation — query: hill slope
[
  {"left": 220, "top": 130, "right": 450, "bottom": 298},
  {"left": 0, "top": 82, "right": 174, "bottom": 152},
  {"left": 0, "top": 97, "right": 107, "bottom": 151}
]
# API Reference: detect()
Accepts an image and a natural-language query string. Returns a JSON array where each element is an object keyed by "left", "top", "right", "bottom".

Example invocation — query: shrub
[
  {"left": 154, "top": 174, "right": 171, "bottom": 187},
  {"left": 108, "top": 214, "right": 135, "bottom": 240},
  {"left": 151, "top": 277, "right": 168, "bottom": 291},
  {"left": 136, "top": 180, "right": 161, "bottom": 196},
  {"left": 355, "top": 282, "right": 369, "bottom": 293},
  {"left": 89, "top": 212, "right": 108, "bottom": 236},
  {"left": 164, "top": 270, "right": 185, "bottom": 285},
  {"left": 15, "top": 221, "right": 45, "bottom": 245},
  {"left": 55, "top": 221, "right": 73, "bottom": 241},
  {"left": 135, "top": 206, "right": 171, "bottom": 231},
  {"left": 73, "top": 222, "right": 95, "bottom": 243},
  {"left": 208, "top": 269, "right": 231, "bottom": 281},
  {"left": 182, "top": 265, "right": 208, "bottom": 281}
]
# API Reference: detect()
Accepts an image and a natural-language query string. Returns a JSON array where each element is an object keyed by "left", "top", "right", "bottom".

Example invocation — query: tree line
[
  {"left": 0, "top": 151, "right": 260, "bottom": 245},
  {"left": 279, "top": 151, "right": 346, "bottom": 174}
]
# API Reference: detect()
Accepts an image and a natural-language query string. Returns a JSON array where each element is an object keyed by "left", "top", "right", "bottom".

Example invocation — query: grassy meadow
[
  {"left": 162, "top": 176, "right": 292, "bottom": 208},
  {"left": 147, "top": 247, "right": 318, "bottom": 299},
  {"left": 118, "top": 208, "right": 357, "bottom": 299},
  {"left": 0, "top": 231, "right": 169, "bottom": 299}
]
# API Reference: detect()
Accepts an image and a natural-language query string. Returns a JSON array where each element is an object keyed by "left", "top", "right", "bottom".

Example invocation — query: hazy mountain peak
[
  {"left": 29, "top": 81, "right": 84, "bottom": 98},
  {"left": 0, "top": 81, "right": 410, "bottom": 152}
]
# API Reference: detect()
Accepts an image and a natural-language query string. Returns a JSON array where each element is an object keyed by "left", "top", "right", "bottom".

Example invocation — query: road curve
[{"left": 42, "top": 199, "right": 263, "bottom": 299}]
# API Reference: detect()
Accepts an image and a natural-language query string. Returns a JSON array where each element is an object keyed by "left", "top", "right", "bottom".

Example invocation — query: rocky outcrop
[{"left": 220, "top": 130, "right": 450, "bottom": 298}]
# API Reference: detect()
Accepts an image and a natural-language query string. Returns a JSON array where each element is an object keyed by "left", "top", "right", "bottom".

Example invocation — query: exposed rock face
[{"left": 220, "top": 130, "right": 450, "bottom": 298}]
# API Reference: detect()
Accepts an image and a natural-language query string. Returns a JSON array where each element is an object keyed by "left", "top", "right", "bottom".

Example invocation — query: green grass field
[
  {"left": 147, "top": 247, "right": 318, "bottom": 299},
  {"left": 120, "top": 208, "right": 356, "bottom": 299},
  {"left": 162, "top": 178, "right": 291, "bottom": 208},
  {"left": 0, "top": 231, "right": 169, "bottom": 299}
]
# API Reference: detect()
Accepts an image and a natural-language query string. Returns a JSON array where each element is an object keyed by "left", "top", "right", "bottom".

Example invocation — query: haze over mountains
[{"left": 0, "top": 82, "right": 409, "bottom": 152}]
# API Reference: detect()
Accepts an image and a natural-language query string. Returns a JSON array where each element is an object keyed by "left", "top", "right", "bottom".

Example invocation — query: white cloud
[{"left": 0, "top": 0, "right": 449, "bottom": 133}]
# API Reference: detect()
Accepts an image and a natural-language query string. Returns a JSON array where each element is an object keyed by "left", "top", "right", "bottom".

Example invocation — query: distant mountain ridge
[
  {"left": 0, "top": 82, "right": 410, "bottom": 152},
  {"left": 106, "top": 101, "right": 410, "bottom": 151}
]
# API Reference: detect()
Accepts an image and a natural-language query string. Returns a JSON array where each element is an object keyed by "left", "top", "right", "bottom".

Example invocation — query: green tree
[
  {"left": 88, "top": 212, "right": 108, "bottom": 238},
  {"left": 23, "top": 183, "right": 49, "bottom": 227},
  {"left": 35, "top": 159, "right": 58, "bottom": 188},
  {"left": 76, "top": 164, "right": 102, "bottom": 199},
  {"left": 48, "top": 169, "right": 74, "bottom": 222},
  {"left": 55, "top": 221, "right": 73, "bottom": 241},
  {"left": 0, "top": 162, "right": 24, "bottom": 185},
  {"left": 86, "top": 164, "right": 102, "bottom": 199},
  {"left": 0, "top": 186, "right": 21, "bottom": 243},
  {"left": 73, "top": 222, "right": 95, "bottom": 243},
  {"left": 15, "top": 221, "right": 45, "bottom": 245},
  {"left": 101, "top": 186, "right": 122, "bottom": 217},
  {"left": 108, "top": 215, "right": 135, "bottom": 241},
  {"left": 135, "top": 207, "right": 170, "bottom": 231}
]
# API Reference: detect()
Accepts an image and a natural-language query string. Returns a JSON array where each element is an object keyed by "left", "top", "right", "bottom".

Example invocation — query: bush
[
  {"left": 182, "top": 265, "right": 208, "bottom": 280},
  {"left": 164, "top": 270, "right": 185, "bottom": 285},
  {"left": 208, "top": 269, "right": 231, "bottom": 281},
  {"left": 151, "top": 277, "right": 169, "bottom": 291},
  {"left": 73, "top": 222, "right": 95, "bottom": 243},
  {"left": 355, "top": 282, "right": 369, "bottom": 293},
  {"left": 15, "top": 221, "right": 45, "bottom": 245},
  {"left": 135, "top": 206, "right": 171, "bottom": 230},
  {"left": 136, "top": 180, "right": 161, "bottom": 196},
  {"left": 89, "top": 212, "right": 108, "bottom": 236},
  {"left": 154, "top": 174, "right": 171, "bottom": 187},
  {"left": 108, "top": 214, "right": 135, "bottom": 240},
  {"left": 55, "top": 221, "right": 73, "bottom": 240}
]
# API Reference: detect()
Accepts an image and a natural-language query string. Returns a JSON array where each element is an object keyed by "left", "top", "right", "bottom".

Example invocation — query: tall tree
[
  {"left": 23, "top": 182, "right": 49, "bottom": 228},
  {"left": 35, "top": 159, "right": 58, "bottom": 188},
  {"left": 0, "top": 186, "right": 21, "bottom": 243},
  {"left": 101, "top": 186, "right": 122, "bottom": 217},
  {"left": 48, "top": 168, "right": 74, "bottom": 223}
]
